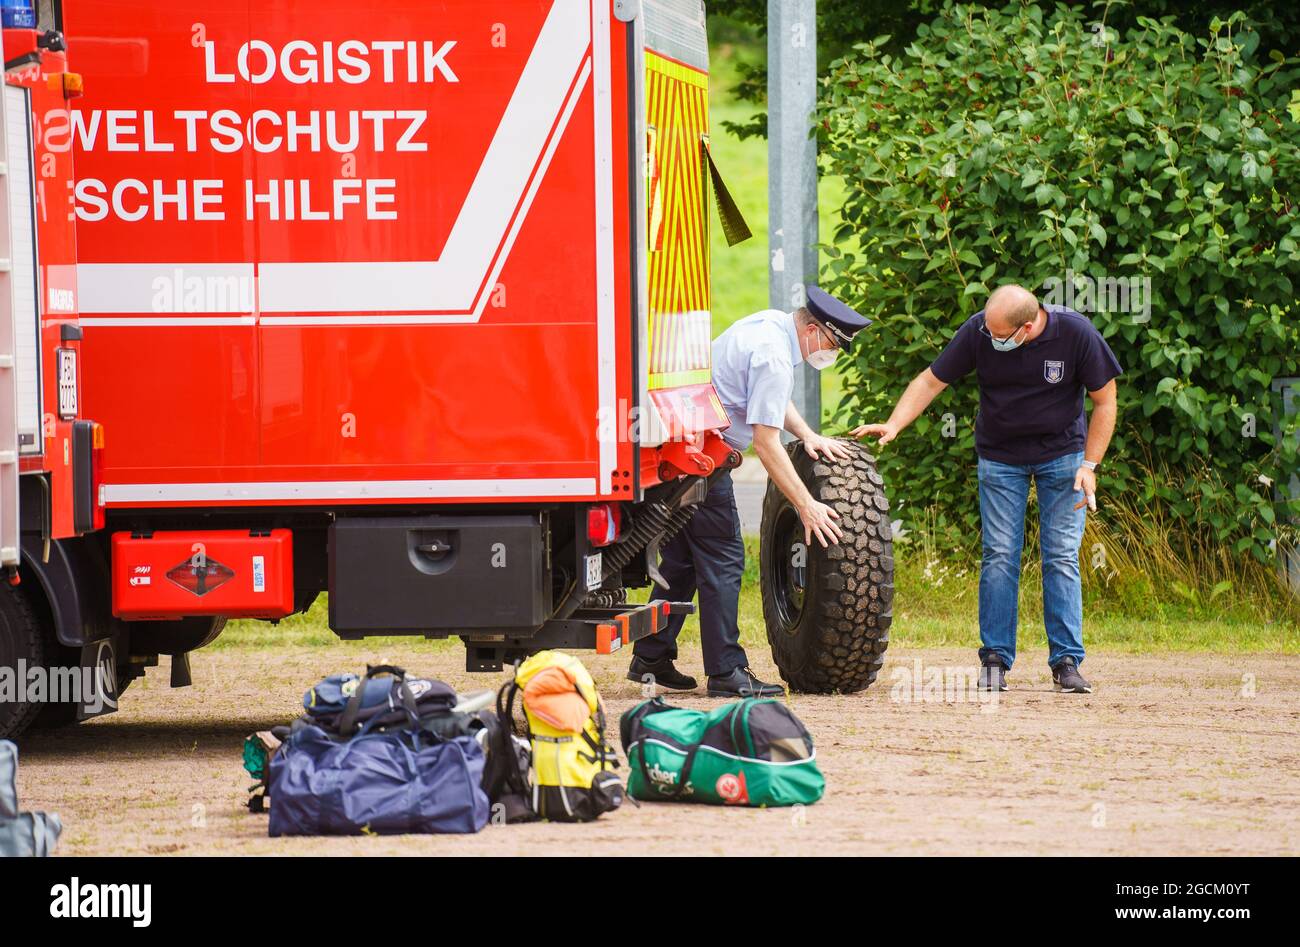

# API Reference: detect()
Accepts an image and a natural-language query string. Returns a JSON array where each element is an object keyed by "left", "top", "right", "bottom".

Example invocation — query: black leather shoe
[
  {"left": 627, "top": 656, "right": 697, "bottom": 691},
  {"left": 1051, "top": 657, "right": 1093, "bottom": 693},
  {"left": 706, "top": 666, "right": 785, "bottom": 698}
]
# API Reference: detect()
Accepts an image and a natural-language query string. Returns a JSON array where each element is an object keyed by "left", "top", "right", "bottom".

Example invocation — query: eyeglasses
[
  {"left": 811, "top": 323, "right": 838, "bottom": 350},
  {"left": 979, "top": 314, "right": 1033, "bottom": 343}
]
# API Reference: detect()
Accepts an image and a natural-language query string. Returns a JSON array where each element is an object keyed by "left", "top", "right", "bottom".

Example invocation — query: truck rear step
[{"left": 463, "top": 599, "right": 693, "bottom": 672}]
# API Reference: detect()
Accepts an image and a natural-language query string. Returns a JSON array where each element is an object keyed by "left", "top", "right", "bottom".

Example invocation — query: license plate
[
  {"left": 584, "top": 553, "right": 602, "bottom": 591},
  {"left": 57, "top": 348, "right": 77, "bottom": 419}
]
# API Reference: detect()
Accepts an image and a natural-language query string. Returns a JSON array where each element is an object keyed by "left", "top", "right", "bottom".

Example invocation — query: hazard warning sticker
[{"left": 166, "top": 556, "right": 235, "bottom": 596}]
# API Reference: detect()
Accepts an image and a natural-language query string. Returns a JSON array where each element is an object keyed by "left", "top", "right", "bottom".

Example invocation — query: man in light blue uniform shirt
[{"left": 629, "top": 287, "right": 873, "bottom": 698}]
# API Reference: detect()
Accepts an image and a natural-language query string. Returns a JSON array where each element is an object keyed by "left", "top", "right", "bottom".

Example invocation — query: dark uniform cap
[{"left": 805, "top": 286, "right": 871, "bottom": 350}]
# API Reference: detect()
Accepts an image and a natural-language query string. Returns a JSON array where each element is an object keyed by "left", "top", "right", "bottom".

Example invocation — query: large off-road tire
[
  {"left": 0, "top": 584, "right": 46, "bottom": 739},
  {"left": 760, "top": 439, "right": 894, "bottom": 693}
]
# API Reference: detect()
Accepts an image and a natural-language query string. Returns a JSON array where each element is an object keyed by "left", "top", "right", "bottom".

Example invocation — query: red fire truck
[{"left": 1, "top": 0, "right": 894, "bottom": 739}]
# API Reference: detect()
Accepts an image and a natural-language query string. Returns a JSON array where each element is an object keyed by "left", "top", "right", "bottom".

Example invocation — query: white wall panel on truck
[{"left": 3, "top": 85, "right": 40, "bottom": 459}]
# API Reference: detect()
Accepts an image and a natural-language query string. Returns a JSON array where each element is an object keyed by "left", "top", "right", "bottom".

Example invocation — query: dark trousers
[{"left": 632, "top": 470, "right": 748, "bottom": 677}]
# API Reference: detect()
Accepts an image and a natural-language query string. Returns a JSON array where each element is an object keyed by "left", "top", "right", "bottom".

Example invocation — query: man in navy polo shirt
[{"left": 853, "top": 284, "right": 1121, "bottom": 693}]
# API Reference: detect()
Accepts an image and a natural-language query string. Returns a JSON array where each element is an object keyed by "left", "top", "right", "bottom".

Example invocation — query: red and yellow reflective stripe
[{"left": 645, "top": 50, "right": 710, "bottom": 391}]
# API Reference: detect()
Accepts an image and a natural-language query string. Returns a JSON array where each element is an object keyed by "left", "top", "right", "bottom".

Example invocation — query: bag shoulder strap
[
  {"left": 496, "top": 679, "right": 525, "bottom": 737},
  {"left": 338, "top": 664, "right": 416, "bottom": 737},
  {"left": 648, "top": 701, "right": 748, "bottom": 799},
  {"left": 625, "top": 698, "right": 693, "bottom": 798},
  {"left": 491, "top": 680, "right": 533, "bottom": 797},
  {"left": 620, "top": 696, "right": 669, "bottom": 748}
]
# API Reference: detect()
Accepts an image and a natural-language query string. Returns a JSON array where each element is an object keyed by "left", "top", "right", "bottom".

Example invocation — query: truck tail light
[
  {"left": 91, "top": 423, "right": 105, "bottom": 531},
  {"left": 587, "top": 503, "right": 621, "bottom": 548},
  {"left": 46, "top": 71, "right": 84, "bottom": 98},
  {"left": 72, "top": 420, "right": 105, "bottom": 534}
]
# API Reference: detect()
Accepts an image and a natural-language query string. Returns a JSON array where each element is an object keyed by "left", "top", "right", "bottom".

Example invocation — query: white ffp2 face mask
[{"left": 807, "top": 348, "right": 837, "bottom": 371}]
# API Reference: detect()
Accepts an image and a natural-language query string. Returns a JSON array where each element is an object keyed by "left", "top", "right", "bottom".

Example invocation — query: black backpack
[{"left": 476, "top": 689, "right": 537, "bottom": 824}]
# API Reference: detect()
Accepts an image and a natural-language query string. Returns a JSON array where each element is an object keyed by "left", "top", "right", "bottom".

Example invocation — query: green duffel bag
[{"left": 620, "top": 697, "right": 824, "bottom": 806}]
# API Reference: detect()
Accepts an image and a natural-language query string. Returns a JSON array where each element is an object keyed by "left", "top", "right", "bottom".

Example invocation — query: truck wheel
[
  {"left": 0, "top": 585, "right": 46, "bottom": 739},
  {"left": 759, "top": 440, "right": 893, "bottom": 693}
]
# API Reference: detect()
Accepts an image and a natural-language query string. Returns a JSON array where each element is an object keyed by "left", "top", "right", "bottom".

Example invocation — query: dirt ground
[{"left": 12, "top": 644, "right": 1300, "bottom": 856}]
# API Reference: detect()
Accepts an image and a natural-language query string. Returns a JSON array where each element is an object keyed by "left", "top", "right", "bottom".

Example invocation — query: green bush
[
  {"left": 709, "top": 0, "right": 1300, "bottom": 140},
  {"left": 818, "top": 1, "right": 1300, "bottom": 564}
]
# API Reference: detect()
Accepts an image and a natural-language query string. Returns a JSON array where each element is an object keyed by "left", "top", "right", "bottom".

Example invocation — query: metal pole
[
  {"left": 1273, "top": 376, "right": 1299, "bottom": 596},
  {"left": 768, "top": 0, "right": 820, "bottom": 431}
]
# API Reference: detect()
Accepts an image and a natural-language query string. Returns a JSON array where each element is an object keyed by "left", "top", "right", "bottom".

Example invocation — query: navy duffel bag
[{"left": 268, "top": 722, "right": 490, "bottom": 837}]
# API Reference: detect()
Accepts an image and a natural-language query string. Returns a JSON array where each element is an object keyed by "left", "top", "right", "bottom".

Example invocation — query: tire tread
[{"left": 759, "top": 440, "right": 894, "bottom": 694}]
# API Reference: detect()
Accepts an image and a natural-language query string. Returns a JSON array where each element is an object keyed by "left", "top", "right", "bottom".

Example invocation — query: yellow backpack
[{"left": 500, "top": 651, "right": 624, "bottom": 822}]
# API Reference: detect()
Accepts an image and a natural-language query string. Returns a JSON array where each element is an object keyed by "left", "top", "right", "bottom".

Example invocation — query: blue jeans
[{"left": 977, "top": 451, "right": 1087, "bottom": 670}]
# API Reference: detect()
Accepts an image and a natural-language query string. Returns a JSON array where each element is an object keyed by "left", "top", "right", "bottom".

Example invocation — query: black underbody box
[{"left": 328, "top": 514, "right": 551, "bottom": 637}]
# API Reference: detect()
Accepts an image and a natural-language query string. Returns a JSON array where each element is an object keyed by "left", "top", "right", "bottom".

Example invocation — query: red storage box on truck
[{"left": 111, "top": 529, "right": 294, "bottom": 620}]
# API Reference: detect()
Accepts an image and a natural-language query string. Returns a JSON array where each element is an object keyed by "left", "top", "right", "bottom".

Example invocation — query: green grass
[
  {"left": 213, "top": 594, "right": 452, "bottom": 653},
  {"left": 219, "top": 542, "right": 1298, "bottom": 655},
  {"left": 634, "top": 536, "right": 1295, "bottom": 653}
]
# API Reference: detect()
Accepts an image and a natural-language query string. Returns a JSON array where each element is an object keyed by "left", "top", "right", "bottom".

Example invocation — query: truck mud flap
[
  {"left": 76, "top": 637, "right": 119, "bottom": 722},
  {"left": 463, "top": 599, "right": 693, "bottom": 672}
]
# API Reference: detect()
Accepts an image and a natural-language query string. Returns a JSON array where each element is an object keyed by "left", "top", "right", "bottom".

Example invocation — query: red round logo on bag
[{"left": 715, "top": 771, "right": 748, "bottom": 805}]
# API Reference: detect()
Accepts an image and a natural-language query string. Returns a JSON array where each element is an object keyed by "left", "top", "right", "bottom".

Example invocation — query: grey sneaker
[
  {"left": 1051, "top": 657, "right": 1092, "bottom": 693},
  {"left": 978, "top": 656, "right": 1008, "bottom": 692}
]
